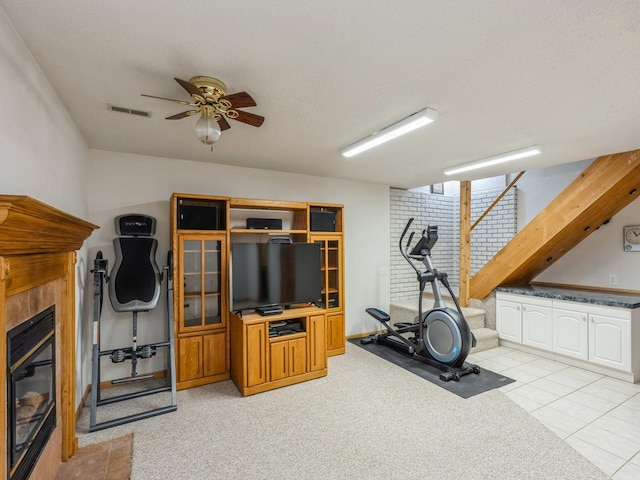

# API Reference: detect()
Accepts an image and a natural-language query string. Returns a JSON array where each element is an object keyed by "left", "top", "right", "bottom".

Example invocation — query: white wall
[
  {"left": 0, "top": 11, "right": 88, "bottom": 215},
  {"left": 535, "top": 196, "right": 640, "bottom": 289},
  {"left": 0, "top": 10, "right": 90, "bottom": 407},
  {"left": 509, "top": 159, "right": 593, "bottom": 229},
  {"left": 86, "top": 149, "right": 390, "bottom": 382}
]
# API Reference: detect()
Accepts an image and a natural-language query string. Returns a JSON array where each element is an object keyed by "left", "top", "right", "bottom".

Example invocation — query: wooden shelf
[
  {"left": 230, "top": 229, "right": 307, "bottom": 235},
  {"left": 230, "top": 198, "right": 307, "bottom": 211}
]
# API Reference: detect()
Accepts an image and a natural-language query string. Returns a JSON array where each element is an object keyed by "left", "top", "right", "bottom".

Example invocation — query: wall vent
[{"left": 107, "top": 104, "right": 151, "bottom": 117}]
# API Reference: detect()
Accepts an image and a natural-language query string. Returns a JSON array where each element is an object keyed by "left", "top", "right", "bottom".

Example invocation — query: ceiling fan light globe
[{"left": 195, "top": 115, "right": 221, "bottom": 145}]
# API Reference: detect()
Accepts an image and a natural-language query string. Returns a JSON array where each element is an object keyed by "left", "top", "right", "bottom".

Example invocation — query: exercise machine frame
[
  {"left": 89, "top": 251, "right": 177, "bottom": 431},
  {"left": 363, "top": 218, "right": 480, "bottom": 381}
]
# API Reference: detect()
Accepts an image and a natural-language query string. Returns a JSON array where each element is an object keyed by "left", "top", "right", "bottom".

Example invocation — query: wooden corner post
[{"left": 459, "top": 181, "right": 471, "bottom": 307}]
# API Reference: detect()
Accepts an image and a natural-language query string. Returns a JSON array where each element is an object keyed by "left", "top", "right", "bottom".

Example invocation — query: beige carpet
[{"left": 77, "top": 343, "right": 607, "bottom": 479}]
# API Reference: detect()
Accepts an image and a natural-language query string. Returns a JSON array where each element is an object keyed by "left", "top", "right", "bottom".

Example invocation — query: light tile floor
[{"left": 466, "top": 346, "right": 640, "bottom": 479}]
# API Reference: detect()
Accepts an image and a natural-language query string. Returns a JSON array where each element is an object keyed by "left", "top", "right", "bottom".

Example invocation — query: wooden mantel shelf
[{"left": 0, "top": 195, "right": 98, "bottom": 255}]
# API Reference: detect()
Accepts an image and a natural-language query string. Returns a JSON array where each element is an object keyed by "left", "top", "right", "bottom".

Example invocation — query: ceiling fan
[{"left": 142, "top": 76, "right": 264, "bottom": 149}]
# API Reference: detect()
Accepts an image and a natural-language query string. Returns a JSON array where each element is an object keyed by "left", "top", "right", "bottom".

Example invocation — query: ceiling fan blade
[
  {"left": 166, "top": 110, "right": 199, "bottom": 120},
  {"left": 218, "top": 116, "right": 231, "bottom": 131},
  {"left": 221, "top": 91, "right": 256, "bottom": 108},
  {"left": 230, "top": 110, "right": 265, "bottom": 127},
  {"left": 174, "top": 77, "right": 205, "bottom": 103},
  {"left": 141, "top": 94, "right": 197, "bottom": 106}
]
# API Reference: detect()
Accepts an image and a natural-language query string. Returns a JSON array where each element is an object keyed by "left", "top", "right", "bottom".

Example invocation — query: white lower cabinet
[
  {"left": 589, "top": 313, "right": 630, "bottom": 371},
  {"left": 496, "top": 295, "right": 552, "bottom": 349},
  {"left": 497, "top": 293, "right": 637, "bottom": 380},
  {"left": 522, "top": 303, "right": 553, "bottom": 351},
  {"left": 553, "top": 300, "right": 631, "bottom": 371},
  {"left": 496, "top": 299, "right": 522, "bottom": 343},
  {"left": 552, "top": 308, "right": 588, "bottom": 361}
]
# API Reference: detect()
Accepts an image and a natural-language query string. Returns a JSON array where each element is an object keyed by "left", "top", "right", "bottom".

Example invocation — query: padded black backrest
[{"left": 108, "top": 215, "right": 161, "bottom": 313}]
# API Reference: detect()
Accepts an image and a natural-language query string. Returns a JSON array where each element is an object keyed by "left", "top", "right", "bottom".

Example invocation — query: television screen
[{"left": 231, "top": 242, "right": 322, "bottom": 311}]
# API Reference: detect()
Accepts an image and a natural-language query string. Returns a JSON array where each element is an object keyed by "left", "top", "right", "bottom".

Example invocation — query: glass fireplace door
[{"left": 7, "top": 306, "right": 56, "bottom": 480}]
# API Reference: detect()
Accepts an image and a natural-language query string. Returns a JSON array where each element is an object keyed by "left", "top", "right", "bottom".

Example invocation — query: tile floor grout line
[{"left": 489, "top": 347, "right": 640, "bottom": 479}]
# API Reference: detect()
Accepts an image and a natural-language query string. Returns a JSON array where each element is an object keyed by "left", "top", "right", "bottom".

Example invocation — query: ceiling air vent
[{"left": 107, "top": 104, "right": 151, "bottom": 117}]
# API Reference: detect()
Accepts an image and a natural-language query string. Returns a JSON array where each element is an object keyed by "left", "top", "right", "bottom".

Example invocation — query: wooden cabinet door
[
  {"left": 178, "top": 336, "right": 203, "bottom": 382},
  {"left": 553, "top": 308, "right": 588, "bottom": 361},
  {"left": 589, "top": 314, "right": 630, "bottom": 371},
  {"left": 496, "top": 300, "right": 522, "bottom": 343},
  {"left": 308, "top": 314, "right": 327, "bottom": 371},
  {"left": 522, "top": 304, "right": 553, "bottom": 351},
  {"left": 288, "top": 338, "right": 307, "bottom": 377},
  {"left": 269, "top": 341, "right": 289, "bottom": 381},
  {"left": 246, "top": 324, "right": 267, "bottom": 387},
  {"left": 326, "top": 313, "right": 344, "bottom": 354},
  {"left": 203, "top": 331, "right": 227, "bottom": 377}
]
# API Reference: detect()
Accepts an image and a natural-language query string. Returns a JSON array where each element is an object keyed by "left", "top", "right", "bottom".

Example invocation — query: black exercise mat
[{"left": 350, "top": 339, "right": 514, "bottom": 398}]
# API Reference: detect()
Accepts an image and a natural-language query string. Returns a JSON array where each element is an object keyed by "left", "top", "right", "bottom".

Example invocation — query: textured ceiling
[{"left": 2, "top": 1, "right": 640, "bottom": 188}]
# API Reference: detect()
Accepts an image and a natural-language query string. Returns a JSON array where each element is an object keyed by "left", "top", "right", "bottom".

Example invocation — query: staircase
[
  {"left": 389, "top": 294, "right": 498, "bottom": 353},
  {"left": 470, "top": 149, "right": 640, "bottom": 299}
]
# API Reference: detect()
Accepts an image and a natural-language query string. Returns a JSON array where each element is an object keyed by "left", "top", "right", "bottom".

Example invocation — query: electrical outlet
[{"left": 609, "top": 274, "right": 618, "bottom": 286}]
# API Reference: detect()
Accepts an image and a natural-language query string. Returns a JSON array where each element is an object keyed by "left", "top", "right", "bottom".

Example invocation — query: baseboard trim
[{"left": 346, "top": 330, "right": 383, "bottom": 340}]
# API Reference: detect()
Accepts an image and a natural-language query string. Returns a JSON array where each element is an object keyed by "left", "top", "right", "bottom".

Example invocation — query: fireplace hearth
[{"left": 7, "top": 306, "right": 56, "bottom": 480}]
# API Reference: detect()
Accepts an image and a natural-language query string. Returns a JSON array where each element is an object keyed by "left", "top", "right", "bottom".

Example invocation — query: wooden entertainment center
[{"left": 170, "top": 193, "right": 344, "bottom": 394}]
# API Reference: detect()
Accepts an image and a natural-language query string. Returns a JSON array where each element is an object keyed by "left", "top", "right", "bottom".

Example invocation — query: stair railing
[{"left": 459, "top": 171, "right": 525, "bottom": 306}]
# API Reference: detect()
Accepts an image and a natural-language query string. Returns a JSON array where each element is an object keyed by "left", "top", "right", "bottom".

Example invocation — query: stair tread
[
  {"left": 391, "top": 299, "right": 485, "bottom": 316},
  {"left": 471, "top": 327, "right": 498, "bottom": 336},
  {"left": 390, "top": 299, "right": 486, "bottom": 331},
  {"left": 470, "top": 327, "right": 499, "bottom": 353}
]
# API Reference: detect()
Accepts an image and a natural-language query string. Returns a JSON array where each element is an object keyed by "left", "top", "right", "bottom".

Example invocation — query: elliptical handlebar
[{"left": 399, "top": 218, "right": 422, "bottom": 276}]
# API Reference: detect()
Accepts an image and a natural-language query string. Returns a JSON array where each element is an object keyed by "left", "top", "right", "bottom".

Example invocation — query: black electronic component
[
  {"left": 246, "top": 218, "right": 283, "bottom": 230},
  {"left": 310, "top": 211, "right": 336, "bottom": 232},
  {"left": 231, "top": 243, "right": 322, "bottom": 312},
  {"left": 178, "top": 204, "right": 219, "bottom": 230}
]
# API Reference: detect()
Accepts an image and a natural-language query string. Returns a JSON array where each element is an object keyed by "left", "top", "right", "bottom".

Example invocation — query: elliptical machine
[{"left": 363, "top": 218, "right": 480, "bottom": 381}]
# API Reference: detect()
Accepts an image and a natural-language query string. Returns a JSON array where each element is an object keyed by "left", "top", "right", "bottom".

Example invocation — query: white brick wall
[{"left": 390, "top": 187, "right": 516, "bottom": 300}]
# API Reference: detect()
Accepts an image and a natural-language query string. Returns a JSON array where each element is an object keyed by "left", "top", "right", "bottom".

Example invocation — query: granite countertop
[{"left": 496, "top": 285, "right": 640, "bottom": 309}]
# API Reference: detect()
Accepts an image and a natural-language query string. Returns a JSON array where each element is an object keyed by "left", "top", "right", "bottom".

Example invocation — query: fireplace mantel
[
  {"left": 0, "top": 195, "right": 97, "bottom": 478},
  {"left": 0, "top": 195, "right": 96, "bottom": 255}
]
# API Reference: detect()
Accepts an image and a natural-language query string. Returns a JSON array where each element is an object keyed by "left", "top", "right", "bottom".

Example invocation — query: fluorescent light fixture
[
  {"left": 341, "top": 108, "right": 438, "bottom": 158},
  {"left": 443, "top": 145, "right": 543, "bottom": 176}
]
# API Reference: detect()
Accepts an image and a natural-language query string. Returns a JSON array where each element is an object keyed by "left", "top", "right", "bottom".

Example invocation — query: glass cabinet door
[
  {"left": 180, "top": 237, "right": 225, "bottom": 330},
  {"left": 326, "top": 239, "right": 340, "bottom": 309},
  {"left": 203, "top": 240, "right": 221, "bottom": 326},
  {"left": 313, "top": 237, "right": 342, "bottom": 310}
]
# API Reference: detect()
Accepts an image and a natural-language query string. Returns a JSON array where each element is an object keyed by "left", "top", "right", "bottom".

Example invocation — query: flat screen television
[{"left": 231, "top": 242, "right": 322, "bottom": 312}]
